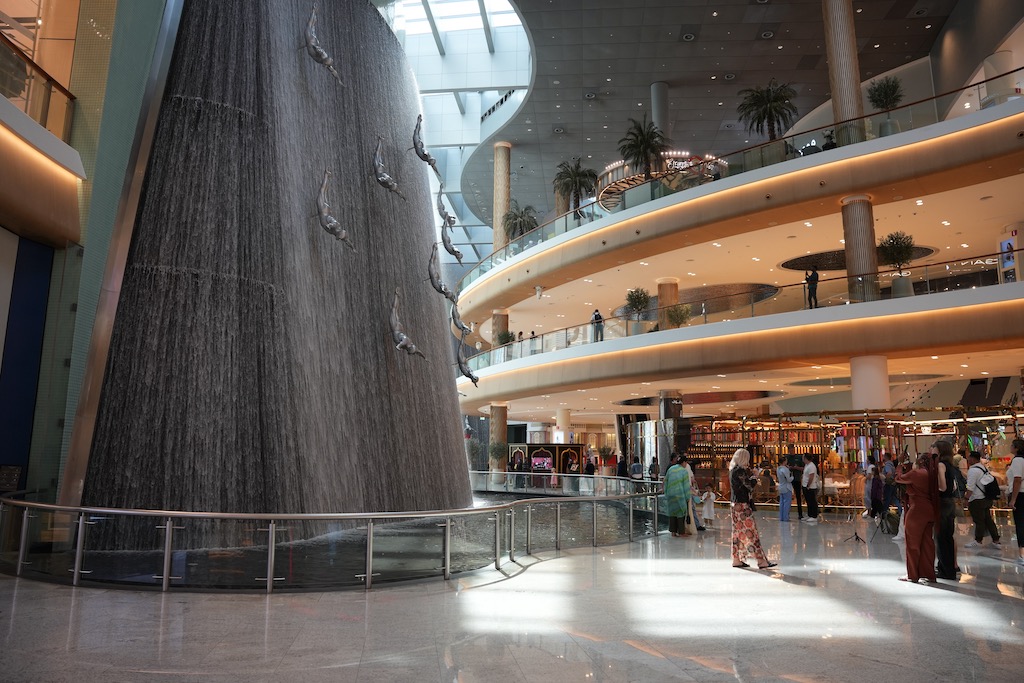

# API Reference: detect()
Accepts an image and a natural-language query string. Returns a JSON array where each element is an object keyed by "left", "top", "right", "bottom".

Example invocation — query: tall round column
[
  {"left": 841, "top": 194, "right": 879, "bottom": 302},
  {"left": 493, "top": 141, "right": 512, "bottom": 250},
  {"left": 656, "top": 277, "right": 679, "bottom": 330},
  {"left": 822, "top": 0, "right": 865, "bottom": 145},
  {"left": 491, "top": 309, "right": 509, "bottom": 343},
  {"left": 489, "top": 403, "right": 509, "bottom": 483},
  {"left": 555, "top": 408, "right": 571, "bottom": 444},
  {"left": 651, "top": 81, "right": 669, "bottom": 137},
  {"left": 850, "top": 355, "right": 891, "bottom": 410}
]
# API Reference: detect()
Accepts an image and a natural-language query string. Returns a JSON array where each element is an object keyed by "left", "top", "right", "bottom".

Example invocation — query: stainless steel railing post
[
  {"left": 653, "top": 493, "right": 660, "bottom": 535},
  {"left": 628, "top": 497, "right": 634, "bottom": 542},
  {"left": 555, "top": 503, "right": 561, "bottom": 550},
  {"left": 508, "top": 508, "right": 515, "bottom": 563},
  {"left": 159, "top": 516, "right": 174, "bottom": 592},
  {"left": 72, "top": 512, "right": 87, "bottom": 587},
  {"left": 365, "top": 520, "right": 375, "bottom": 589},
  {"left": 525, "top": 504, "right": 533, "bottom": 555},
  {"left": 443, "top": 517, "right": 451, "bottom": 580},
  {"left": 493, "top": 510, "right": 501, "bottom": 570},
  {"left": 265, "top": 520, "right": 277, "bottom": 594},
  {"left": 592, "top": 500, "right": 599, "bottom": 547},
  {"left": 16, "top": 509, "right": 31, "bottom": 576}
]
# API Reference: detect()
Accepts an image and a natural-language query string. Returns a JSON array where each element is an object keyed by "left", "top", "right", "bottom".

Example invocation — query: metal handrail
[
  {"left": 0, "top": 473, "right": 663, "bottom": 593},
  {"left": 458, "top": 65, "right": 1024, "bottom": 292},
  {"left": 469, "top": 246, "right": 1023, "bottom": 364},
  {"left": 0, "top": 31, "right": 76, "bottom": 101}
]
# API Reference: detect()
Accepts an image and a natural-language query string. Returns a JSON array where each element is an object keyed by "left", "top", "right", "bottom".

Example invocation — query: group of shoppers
[{"left": 774, "top": 454, "right": 820, "bottom": 523}]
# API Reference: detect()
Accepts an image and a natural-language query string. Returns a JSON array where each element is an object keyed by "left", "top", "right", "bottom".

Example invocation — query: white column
[
  {"left": 555, "top": 408, "right": 571, "bottom": 444},
  {"left": 651, "top": 81, "right": 669, "bottom": 137},
  {"left": 850, "top": 355, "right": 891, "bottom": 410}
]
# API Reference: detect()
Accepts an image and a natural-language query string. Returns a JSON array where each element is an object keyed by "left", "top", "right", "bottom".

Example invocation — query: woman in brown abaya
[{"left": 895, "top": 454, "right": 939, "bottom": 583}]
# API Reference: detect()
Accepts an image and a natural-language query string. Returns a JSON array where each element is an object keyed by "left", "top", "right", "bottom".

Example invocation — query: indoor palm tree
[
  {"left": 617, "top": 114, "right": 670, "bottom": 180},
  {"left": 502, "top": 199, "right": 538, "bottom": 240},
  {"left": 552, "top": 158, "right": 598, "bottom": 218},
  {"left": 736, "top": 78, "right": 798, "bottom": 141}
]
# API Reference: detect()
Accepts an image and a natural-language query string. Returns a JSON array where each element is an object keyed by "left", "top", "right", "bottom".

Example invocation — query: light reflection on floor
[{"left": 3, "top": 512, "right": 1024, "bottom": 682}]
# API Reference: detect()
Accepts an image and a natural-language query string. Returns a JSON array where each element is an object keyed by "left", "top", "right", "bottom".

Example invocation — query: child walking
[{"left": 701, "top": 488, "right": 716, "bottom": 528}]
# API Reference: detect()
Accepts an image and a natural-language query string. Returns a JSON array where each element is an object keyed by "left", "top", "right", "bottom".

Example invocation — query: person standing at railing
[
  {"left": 583, "top": 456, "right": 596, "bottom": 495},
  {"left": 664, "top": 454, "right": 692, "bottom": 537},
  {"left": 591, "top": 309, "right": 604, "bottom": 341},
  {"left": 805, "top": 265, "right": 819, "bottom": 309},
  {"left": 568, "top": 456, "right": 580, "bottom": 494}
]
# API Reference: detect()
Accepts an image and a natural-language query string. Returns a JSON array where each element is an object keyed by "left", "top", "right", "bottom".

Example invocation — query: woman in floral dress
[{"left": 730, "top": 448, "right": 777, "bottom": 570}]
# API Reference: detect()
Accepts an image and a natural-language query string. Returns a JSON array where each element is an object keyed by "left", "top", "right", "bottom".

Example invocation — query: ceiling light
[
  {"left": 874, "top": 44, "right": 880, "bottom": 48},
  {"left": 711, "top": 75, "right": 717, "bottom": 80},
  {"left": 712, "top": 242, "right": 722, "bottom": 247},
  {"left": 717, "top": 374, "right": 727, "bottom": 378},
  {"left": 804, "top": 221, "right": 813, "bottom": 227},
  {"left": 925, "top": 24, "right": 932, "bottom": 28},
  {"left": 961, "top": 364, "right": 969, "bottom": 368},
  {"left": 942, "top": 220, "right": 951, "bottom": 226},
  {"left": 839, "top": 239, "right": 846, "bottom": 244},
  {"left": 916, "top": 199, "right": 924, "bottom": 205},
  {"left": 961, "top": 243, "right": 969, "bottom": 248},
  {"left": 606, "top": 77, "right": 612, "bottom": 82},
  {"left": 752, "top": 257, "right": 760, "bottom": 261},
  {"left": 931, "top": 355, "right": 939, "bottom": 360}
]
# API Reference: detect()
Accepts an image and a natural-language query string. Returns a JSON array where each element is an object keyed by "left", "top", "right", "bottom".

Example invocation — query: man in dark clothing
[
  {"left": 591, "top": 309, "right": 604, "bottom": 341},
  {"left": 805, "top": 266, "right": 819, "bottom": 309}
]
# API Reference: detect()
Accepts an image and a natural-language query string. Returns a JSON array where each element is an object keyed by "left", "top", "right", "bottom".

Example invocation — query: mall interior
[{"left": 3, "top": 0, "right": 1024, "bottom": 681}]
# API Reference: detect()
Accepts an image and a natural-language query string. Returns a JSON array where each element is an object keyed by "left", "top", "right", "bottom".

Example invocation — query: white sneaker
[
  {"left": 1017, "top": 557, "right": 1024, "bottom": 566},
  {"left": 805, "top": 518, "right": 818, "bottom": 525},
  {"left": 990, "top": 542, "right": 1002, "bottom": 549},
  {"left": 963, "top": 540, "right": 981, "bottom": 549},
  {"left": 861, "top": 511, "right": 870, "bottom": 518}
]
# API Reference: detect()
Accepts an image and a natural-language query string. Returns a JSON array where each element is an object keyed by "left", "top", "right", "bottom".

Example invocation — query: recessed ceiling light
[
  {"left": 606, "top": 77, "right": 612, "bottom": 82},
  {"left": 916, "top": 199, "right": 924, "bottom": 205},
  {"left": 752, "top": 257, "right": 760, "bottom": 261},
  {"left": 961, "top": 243, "right": 969, "bottom": 248},
  {"left": 931, "top": 355, "right": 939, "bottom": 360},
  {"left": 717, "top": 374, "right": 727, "bottom": 378},
  {"left": 711, "top": 75, "right": 717, "bottom": 80},
  {"left": 712, "top": 242, "right": 722, "bottom": 247},
  {"left": 942, "top": 220, "right": 951, "bottom": 226},
  {"left": 961, "top": 364, "right": 969, "bottom": 368},
  {"left": 804, "top": 221, "right": 813, "bottom": 227}
]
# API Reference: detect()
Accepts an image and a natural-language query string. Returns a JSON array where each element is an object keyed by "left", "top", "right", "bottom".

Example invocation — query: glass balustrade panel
[
  {"left": 78, "top": 514, "right": 164, "bottom": 588},
  {"left": 17, "top": 509, "right": 76, "bottom": 584}
]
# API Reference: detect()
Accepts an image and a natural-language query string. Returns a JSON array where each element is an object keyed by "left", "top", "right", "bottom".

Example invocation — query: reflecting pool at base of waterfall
[{"left": 0, "top": 495, "right": 659, "bottom": 591}]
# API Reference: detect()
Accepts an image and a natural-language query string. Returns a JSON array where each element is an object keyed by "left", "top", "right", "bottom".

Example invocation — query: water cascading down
[{"left": 83, "top": 0, "right": 472, "bottom": 535}]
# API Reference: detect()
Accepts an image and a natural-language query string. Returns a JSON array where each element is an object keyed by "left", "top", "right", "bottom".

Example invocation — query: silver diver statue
[
  {"left": 373, "top": 135, "right": 406, "bottom": 201},
  {"left": 456, "top": 330, "right": 479, "bottom": 387},
  {"left": 437, "top": 185, "right": 464, "bottom": 264},
  {"left": 304, "top": 3, "right": 344, "bottom": 85},
  {"left": 428, "top": 243, "right": 458, "bottom": 304},
  {"left": 315, "top": 170, "right": 355, "bottom": 250},
  {"left": 450, "top": 299, "right": 472, "bottom": 337},
  {"left": 390, "top": 288, "right": 426, "bottom": 359},
  {"left": 410, "top": 114, "right": 442, "bottom": 180}
]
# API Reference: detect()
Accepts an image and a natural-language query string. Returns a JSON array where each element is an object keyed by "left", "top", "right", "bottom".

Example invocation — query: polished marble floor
[{"left": 2, "top": 511, "right": 1024, "bottom": 682}]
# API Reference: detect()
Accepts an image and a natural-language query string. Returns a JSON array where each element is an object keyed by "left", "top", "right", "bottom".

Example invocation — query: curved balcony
[{"left": 457, "top": 66, "right": 1024, "bottom": 300}]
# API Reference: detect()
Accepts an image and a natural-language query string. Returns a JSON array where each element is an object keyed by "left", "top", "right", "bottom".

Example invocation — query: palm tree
[
  {"left": 617, "top": 114, "right": 670, "bottom": 181},
  {"left": 552, "top": 158, "right": 598, "bottom": 218},
  {"left": 736, "top": 78, "right": 798, "bottom": 141},
  {"left": 502, "top": 199, "right": 538, "bottom": 240}
]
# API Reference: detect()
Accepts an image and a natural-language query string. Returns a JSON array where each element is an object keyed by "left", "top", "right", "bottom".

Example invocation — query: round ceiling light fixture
[
  {"left": 761, "top": 30, "right": 775, "bottom": 39},
  {"left": 553, "top": 126, "right": 565, "bottom": 134},
  {"left": 682, "top": 33, "right": 696, "bottom": 41},
  {"left": 584, "top": 91, "right": 597, "bottom": 99},
  {"left": 724, "top": 73, "right": 736, "bottom": 80}
]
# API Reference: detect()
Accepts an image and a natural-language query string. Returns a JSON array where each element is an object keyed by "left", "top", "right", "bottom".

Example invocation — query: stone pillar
[
  {"left": 983, "top": 51, "right": 1016, "bottom": 104},
  {"left": 850, "top": 355, "right": 891, "bottom": 410},
  {"left": 555, "top": 408, "right": 572, "bottom": 444},
  {"left": 656, "top": 277, "right": 679, "bottom": 330},
  {"left": 554, "top": 189, "right": 570, "bottom": 216},
  {"left": 841, "top": 194, "right": 879, "bottom": 302},
  {"left": 651, "top": 81, "right": 669, "bottom": 138},
  {"left": 491, "top": 310, "right": 509, "bottom": 343},
  {"left": 822, "top": 0, "right": 865, "bottom": 145},
  {"left": 493, "top": 141, "right": 512, "bottom": 250},
  {"left": 489, "top": 403, "right": 509, "bottom": 483}
]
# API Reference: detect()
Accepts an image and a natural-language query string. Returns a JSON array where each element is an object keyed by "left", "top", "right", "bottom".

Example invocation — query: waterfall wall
[{"left": 83, "top": 0, "right": 472, "bottom": 515}]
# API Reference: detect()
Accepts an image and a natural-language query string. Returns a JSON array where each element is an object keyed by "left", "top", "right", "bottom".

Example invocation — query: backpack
[{"left": 971, "top": 464, "right": 1001, "bottom": 501}]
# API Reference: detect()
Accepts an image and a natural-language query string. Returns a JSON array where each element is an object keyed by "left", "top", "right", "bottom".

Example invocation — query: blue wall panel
[{"left": 0, "top": 238, "right": 53, "bottom": 490}]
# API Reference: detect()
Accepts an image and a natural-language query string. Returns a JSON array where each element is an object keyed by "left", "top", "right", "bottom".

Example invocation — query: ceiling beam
[
  {"left": 420, "top": 0, "right": 445, "bottom": 56},
  {"left": 477, "top": 0, "right": 494, "bottom": 54},
  {"left": 453, "top": 91, "right": 467, "bottom": 115}
]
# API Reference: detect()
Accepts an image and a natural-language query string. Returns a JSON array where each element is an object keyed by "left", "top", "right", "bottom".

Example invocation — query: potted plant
[
  {"left": 552, "top": 158, "right": 598, "bottom": 220},
  {"left": 489, "top": 440, "right": 509, "bottom": 485},
  {"left": 466, "top": 438, "right": 487, "bottom": 488},
  {"left": 665, "top": 303, "right": 692, "bottom": 328},
  {"left": 617, "top": 113, "right": 670, "bottom": 181},
  {"left": 625, "top": 287, "right": 651, "bottom": 335},
  {"left": 502, "top": 199, "right": 538, "bottom": 242},
  {"left": 867, "top": 75, "right": 904, "bottom": 136},
  {"left": 495, "top": 329, "right": 515, "bottom": 361},
  {"left": 878, "top": 230, "right": 916, "bottom": 297},
  {"left": 736, "top": 78, "right": 798, "bottom": 166}
]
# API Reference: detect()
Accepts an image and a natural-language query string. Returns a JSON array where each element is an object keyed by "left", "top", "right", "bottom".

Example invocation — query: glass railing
[
  {"left": 0, "top": 474, "right": 660, "bottom": 592},
  {"left": 467, "top": 247, "right": 1022, "bottom": 372},
  {"left": 458, "top": 66, "right": 1024, "bottom": 293},
  {"left": 0, "top": 32, "right": 75, "bottom": 141}
]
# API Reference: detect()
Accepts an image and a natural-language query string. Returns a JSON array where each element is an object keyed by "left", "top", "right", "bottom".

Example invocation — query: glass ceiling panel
[{"left": 392, "top": 0, "right": 518, "bottom": 36}]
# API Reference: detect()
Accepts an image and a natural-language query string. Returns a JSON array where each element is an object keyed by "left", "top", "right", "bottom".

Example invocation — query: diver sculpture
[
  {"left": 304, "top": 3, "right": 344, "bottom": 85},
  {"left": 315, "top": 170, "right": 355, "bottom": 250},
  {"left": 373, "top": 135, "right": 406, "bottom": 201},
  {"left": 450, "top": 300, "right": 472, "bottom": 337},
  {"left": 456, "top": 330, "right": 479, "bottom": 387},
  {"left": 437, "top": 186, "right": 463, "bottom": 264},
  {"left": 428, "top": 243, "right": 458, "bottom": 304},
  {"left": 390, "top": 288, "right": 426, "bottom": 359},
  {"left": 410, "top": 114, "right": 442, "bottom": 180}
]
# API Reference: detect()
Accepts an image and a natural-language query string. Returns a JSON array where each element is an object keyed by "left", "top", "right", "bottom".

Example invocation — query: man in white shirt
[
  {"left": 801, "top": 454, "right": 820, "bottom": 524},
  {"left": 963, "top": 451, "right": 1001, "bottom": 549}
]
